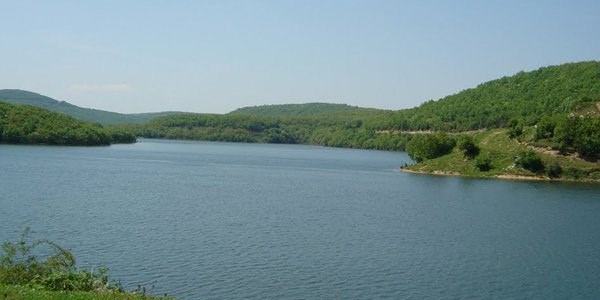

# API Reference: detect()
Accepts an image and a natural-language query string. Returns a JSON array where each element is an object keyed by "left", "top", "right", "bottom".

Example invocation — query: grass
[
  {"left": 0, "top": 284, "right": 173, "bottom": 300},
  {"left": 405, "top": 128, "right": 600, "bottom": 181},
  {"left": 0, "top": 229, "right": 175, "bottom": 300}
]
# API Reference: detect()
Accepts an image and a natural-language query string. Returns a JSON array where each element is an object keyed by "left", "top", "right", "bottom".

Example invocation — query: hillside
[
  {"left": 368, "top": 61, "right": 600, "bottom": 131},
  {"left": 0, "top": 101, "right": 135, "bottom": 145},
  {"left": 229, "top": 102, "right": 383, "bottom": 116},
  {"left": 403, "top": 129, "right": 600, "bottom": 181},
  {"left": 0, "top": 89, "right": 182, "bottom": 125},
  {"left": 396, "top": 62, "right": 600, "bottom": 181}
]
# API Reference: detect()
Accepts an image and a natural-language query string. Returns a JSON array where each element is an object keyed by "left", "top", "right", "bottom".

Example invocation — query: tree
[
  {"left": 573, "top": 117, "right": 600, "bottom": 159},
  {"left": 507, "top": 119, "right": 523, "bottom": 138},
  {"left": 406, "top": 133, "right": 456, "bottom": 163},
  {"left": 516, "top": 150, "right": 545, "bottom": 173},
  {"left": 457, "top": 135, "right": 480, "bottom": 159},
  {"left": 535, "top": 115, "right": 557, "bottom": 140},
  {"left": 475, "top": 154, "right": 492, "bottom": 171}
]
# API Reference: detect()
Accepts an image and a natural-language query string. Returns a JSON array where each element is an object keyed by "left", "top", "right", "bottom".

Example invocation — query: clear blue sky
[{"left": 1, "top": 0, "right": 599, "bottom": 114}]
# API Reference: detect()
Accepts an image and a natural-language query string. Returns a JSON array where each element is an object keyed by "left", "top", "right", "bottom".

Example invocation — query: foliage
[
  {"left": 457, "top": 135, "right": 480, "bottom": 159},
  {"left": 229, "top": 102, "right": 382, "bottom": 116},
  {"left": 474, "top": 154, "right": 492, "bottom": 171},
  {"left": 546, "top": 162, "right": 563, "bottom": 178},
  {"left": 572, "top": 117, "right": 600, "bottom": 159},
  {"left": 516, "top": 150, "right": 545, "bottom": 173},
  {"left": 406, "top": 133, "right": 456, "bottom": 163},
  {"left": 0, "top": 102, "right": 135, "bottom": 145},
  {"left": 367, "top": 61, "right": 600, "bottom": 132},
  {"left": 507, "top": 119, "right": 523, "bottom": 138},
  {"left": 404, "top": 128, "right": 600, "bottom": 181},
  {"left": 0, "top": 284, "right": 172, "bottom": 300},
  {"left": 535, "top": 115, "right": 557, "bottom": 140},
  {"left": 0, "top": 229, "right": 174, "bottom": 299},
  {"left": 533, "top": 115, "right": 600, "bottom": 159},
  {"left": 0, "top": 228, "right": 115, "bottom": 292},
  {"left": 117, "top": 111, "right": 412, "bottom": 151}
]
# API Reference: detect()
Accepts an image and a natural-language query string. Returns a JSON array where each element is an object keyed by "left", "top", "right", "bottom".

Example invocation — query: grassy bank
[
  {"left": 403, "top": 128, "right": 600, "bottom": 182},
  {"left": 0, "top": 229, "right": 174, "bottom": 300},
  {"left": 0, "top": 284, "right": 172, "bottom": 300}
]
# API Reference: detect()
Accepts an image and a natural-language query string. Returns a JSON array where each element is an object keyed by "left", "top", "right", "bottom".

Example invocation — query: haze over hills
[{"left": 0, "top": 89, "right": 183, "bottom": 125}]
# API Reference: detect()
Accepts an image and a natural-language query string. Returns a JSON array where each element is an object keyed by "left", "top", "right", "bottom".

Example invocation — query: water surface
[{"left": 1, "top": 140, "right": 599, "bottom": 299}]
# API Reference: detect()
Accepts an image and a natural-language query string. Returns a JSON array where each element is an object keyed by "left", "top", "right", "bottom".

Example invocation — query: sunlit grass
[{"left": 405, "top": 128, "right": 600, "bottom": 181}]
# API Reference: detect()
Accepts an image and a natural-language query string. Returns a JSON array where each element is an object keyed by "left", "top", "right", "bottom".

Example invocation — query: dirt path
[{"left": 376, "top": 129, "right": 485, "bottom": 135}]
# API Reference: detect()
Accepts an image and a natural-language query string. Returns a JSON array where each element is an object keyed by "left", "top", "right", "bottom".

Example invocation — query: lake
[{"left": 1, "top": 139, "right": 600, "bottom": 299}]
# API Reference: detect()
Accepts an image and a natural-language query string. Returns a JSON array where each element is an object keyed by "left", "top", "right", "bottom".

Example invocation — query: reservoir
[{"left": 1, "top": 139, "right": 600, "bottom": 299}]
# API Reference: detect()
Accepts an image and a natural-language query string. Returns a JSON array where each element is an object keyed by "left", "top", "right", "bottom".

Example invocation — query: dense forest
[
  {"left": 0, "top": 102, "right": 135, "bottom": 146},
  {"left": 229, "top": 103, "right": 384, "bottom": 116},
  {"left": 115, "top": 111, "right": 411, "bottom": 151},
  {"left": 365, "top": 61, "right": 600, "bottom": 131},
  {"left": 0, "top": 89, "right": 182, "bottom": 125}
]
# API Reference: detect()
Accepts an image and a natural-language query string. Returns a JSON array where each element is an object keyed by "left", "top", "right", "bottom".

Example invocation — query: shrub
[
  {"left": 507, "top": 119, "right": 523, "bottom": 138},
  {"left": 546, "top": 162, "right": 563, "bottom": 178},
  {"left": 475, "top": 155, "right": 492, "bottom": 171},
  {"left": 457, "top": 135, "right": 480, "bottom": 159},
  {"left": 516, "top": 150, "right": 545, "bottom": 173},
  {"left": 0, "top": 228, "right": 117, "bottom": 292},
  {"left": 406, "top": 133, "right": 456, "bottom": 163}
]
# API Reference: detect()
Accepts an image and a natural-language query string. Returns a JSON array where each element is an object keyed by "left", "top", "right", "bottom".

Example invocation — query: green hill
[
  {"left": 395, "top": 61, "right": 600, "bottom": 181},
  {"left": 0, "top": 89, "right": 183, "bottom": 125},
  {"left": 368, "top": 61, "right": 600, "bottom": 131},
  {"left": 229, "top": 102, "right": 383, "bottom": 116},
  {"left": 0, "top": 101, "right": 135, "bottom": 145}
]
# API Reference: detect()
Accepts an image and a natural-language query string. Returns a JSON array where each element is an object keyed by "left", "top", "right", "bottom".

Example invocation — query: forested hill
[
  {"left": 229, "top": 103, "right": 383, "bottom": 116},
  {"left": 0, "top": 101, "right": 135, "bottom": 146},
  {"left": 0, "top": 89, "right": 182, "bottom": 125},
  {"left": 368, "top": 61, "right": 600, "bottom": 131}
]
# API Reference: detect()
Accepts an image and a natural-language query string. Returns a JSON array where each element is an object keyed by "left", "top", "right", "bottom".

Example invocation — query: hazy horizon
[{"left": 2, "top": 1, "right": 599, "bottom": 114}]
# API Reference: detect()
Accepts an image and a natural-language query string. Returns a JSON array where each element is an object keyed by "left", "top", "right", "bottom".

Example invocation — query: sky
[{"left": 1, "top": 0, "right": 599, "bottom": 114}]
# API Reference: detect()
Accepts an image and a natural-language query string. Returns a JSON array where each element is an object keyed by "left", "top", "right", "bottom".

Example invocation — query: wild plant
[{"left": 0, "top": 227, "right": 118, "bottom": 292}]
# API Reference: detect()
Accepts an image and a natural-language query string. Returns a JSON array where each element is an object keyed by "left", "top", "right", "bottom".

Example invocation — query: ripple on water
[{"left": 2, "top": 142, "right": 600, "bottom": 299}]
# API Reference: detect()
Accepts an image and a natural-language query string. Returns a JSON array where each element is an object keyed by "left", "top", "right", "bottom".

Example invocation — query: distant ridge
[
  {"left": 0, "top": 89, "right": 183, "bottom": 125},
  {"left": 0, "top": 101, "right": 135, "bottom": 145},
  {"left": 229, "top": 102, "right": 383, "bottom": 116}
]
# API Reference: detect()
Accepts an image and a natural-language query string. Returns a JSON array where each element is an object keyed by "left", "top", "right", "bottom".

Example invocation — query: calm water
[{"left": 1, "top": 140, "right": 600, "bottom": 299}]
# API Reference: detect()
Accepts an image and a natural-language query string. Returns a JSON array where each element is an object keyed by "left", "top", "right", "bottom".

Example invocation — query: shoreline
[{"left": 400, "top": 167, "right": 600, "bottom": 183}]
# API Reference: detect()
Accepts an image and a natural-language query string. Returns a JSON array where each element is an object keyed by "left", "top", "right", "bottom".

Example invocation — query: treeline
[
  {"left": 99, "top": 61, "right": 599, "bottom": 162},
  {"left": 0, "top": 102, "right": 136, "bottom": 146},
  {"left": 366, "top": 61, "right": 600, "bottom": 131},
  {"left": 229, "top": 102, "right": 383, "bottom": 116},
  {"left": 533, "top": 115, "right": 600, "bottom": 159},
  {"left": 113, "top": 112, "right": 413, "bottom": 151}
]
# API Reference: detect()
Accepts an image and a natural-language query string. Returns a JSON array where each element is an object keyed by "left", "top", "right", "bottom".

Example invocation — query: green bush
[
  {"left": 457, "top": 135, "right": 480, "bottom": 159},
  {"left": 0, "top": 228, "right": 117, "bottom": 292},
  {"left": 475, "top": 155, "right": 492, "bottom": 171},
  {"left": 516, "top": 150, "right": 545, "bottom": 173},
  {"left": 546, "top": 162, "right": 563, "bottom": 178},
  {"left": 406, "top": 133, "right": 456, "bottom": 162},
  {"left": 507, "top": 119, "right": 523, "bottom": 138}
]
